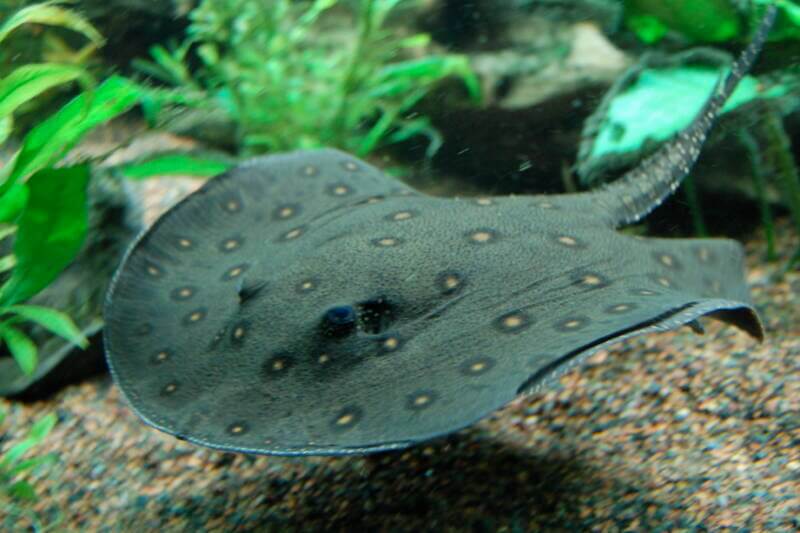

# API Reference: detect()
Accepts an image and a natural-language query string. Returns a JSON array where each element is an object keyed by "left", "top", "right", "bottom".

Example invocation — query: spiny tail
[{"left": 596, "top": 4, "right": 777, "bottom": 228}]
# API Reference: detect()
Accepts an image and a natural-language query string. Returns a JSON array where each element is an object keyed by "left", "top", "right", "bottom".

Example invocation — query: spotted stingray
[{"left": 104, "top": 7, "right": 775, "bottom": 456}]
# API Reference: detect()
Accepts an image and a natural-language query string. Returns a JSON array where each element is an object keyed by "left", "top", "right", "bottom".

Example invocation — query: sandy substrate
[{"left": 1, "top": 220, "right": 798, "bottom": 532}]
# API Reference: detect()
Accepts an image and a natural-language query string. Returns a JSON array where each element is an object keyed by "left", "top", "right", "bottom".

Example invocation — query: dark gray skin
[{"left": 104, "top": 7, "right": 775, "bottom": 456}]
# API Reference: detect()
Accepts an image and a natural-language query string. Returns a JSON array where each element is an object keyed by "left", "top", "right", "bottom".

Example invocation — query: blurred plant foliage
[
  {"left": 0, "top": 0, "right": 105, "bottom": 130},
  {"left": 0, "top": 406, "right": 57, "bottom": 504},
  {"left": 135, "top": 0, "right": 482, "bottom": 157},
  {"left": 624, "top": 0, "right": 800, "bottom": 44},
  {"left": 0, "top": 2, "right": 141, "bottom": 376}
]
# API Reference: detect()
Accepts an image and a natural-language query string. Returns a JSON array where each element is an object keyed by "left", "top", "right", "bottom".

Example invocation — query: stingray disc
[{"left": 104, "top": 7, "right": 775, "bottom": 456}]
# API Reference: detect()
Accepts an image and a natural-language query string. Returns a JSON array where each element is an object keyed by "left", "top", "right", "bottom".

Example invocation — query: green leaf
[
  {"left": 0, "top": 182, "right": 29, "bottom": 224},
  {"left": 7, "top": 305, "right": 88, "bottom": 348},
  {"left": 0, "top": 413, "right": 56, "bottom": 469},
  {"left": 589, "top": 67, "right": 788, "bottom": 160},
  {"left": 0, "top": 76, "right": 140, "bottom": 196},
  {"left": 7, "top": 480, "right": 37, "bottom": 501},
  {"left": 0, "top": 325, "right": 37, "bottom": 375},
  {"left": 0, "top": 63, "right": 93, "bottom": 120},
  {"left": 8, "top": 453, "right": 57, "bottom": 476},
  {"left": 28, "top": 412, "right": 56, "bottom": 441},
  {"left": 0, "top": 2, "right": 105, "bottom": 47},
  {"left": 117, "top": 153, "right": 233, "bottom": 179},
  {"left": 0, "top": 165, "right": 90, "bottom": 306},
  {"left": 0, "top": 115, "right": 11, "bottom": 145}
]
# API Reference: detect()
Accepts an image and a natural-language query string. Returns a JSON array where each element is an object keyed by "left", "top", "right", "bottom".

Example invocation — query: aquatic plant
[
  {"left": 0, "top": 406, "right": 56, "bottom": 504},
  {"left": 579, "top": 3, "right": 800, "bottom": 268},
  {"left": 0, "top": 1, "right": 144, "bottom": 376},
  {"left": 623, "top": 0, "right": 800, "bottom": 42},
  {"left": 134, "top": 0, "right": 481, "bottom": 157},
  {"left": 0, "top": 0, "right": 105, "bottom": 131}
]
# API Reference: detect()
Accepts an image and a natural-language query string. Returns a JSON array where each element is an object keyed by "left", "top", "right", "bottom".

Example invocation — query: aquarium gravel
[{"left": 1, "top": 220, "right": 797, "bottom": 532}]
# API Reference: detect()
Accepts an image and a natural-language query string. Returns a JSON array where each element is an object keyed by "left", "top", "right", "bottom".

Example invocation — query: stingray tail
[{"left": 595, "top": 4, "right": 777, "bottom": 227}]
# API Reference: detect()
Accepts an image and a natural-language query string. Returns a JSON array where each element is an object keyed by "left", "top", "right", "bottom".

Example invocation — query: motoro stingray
[{"left": 104, "top": 7, "right": 775, "bottom": 456}]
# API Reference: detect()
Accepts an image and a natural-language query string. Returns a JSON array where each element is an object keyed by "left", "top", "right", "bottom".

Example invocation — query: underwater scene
[{"left": 0, "top": 0, "right": 798, "bottom": 530}]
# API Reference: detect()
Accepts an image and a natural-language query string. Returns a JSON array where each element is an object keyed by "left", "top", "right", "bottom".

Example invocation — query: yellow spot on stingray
[
  {"left": 178, "top": 238, "right": 192, "bottom": 249},
  {"left": 443, "top": 275, "right": 460, "bottom": 290},
  {"left": 581, "top": 275, "right": 602, "bottom": 286},
  {"left": 225, "top": 199, "right": 241, "bottom": 212},
  {"left": 557, "top": 236, "right": 578, "bottom": 247},
  {"left": 284, "top": 228, "right": 303, "bottom": 240},
  {"left": 233, "top": 326, "right": 245, "bottom": 339},
  {"left": 189, "top": 311, "right": 204, "bottom": 322},
  {"left": 383, "top": 337, "right": 400, "bottom": 351},
  {"left": 336, "top": 413, "right": 355, "bottom": 426},
  {"left": 476, "top": 198, "right": 493, "bottom": 206},
  {"left": 503, "top": 315, "right": 524, "bottom": 329},
  {"left": 229, "top": 424, "right": 245, "bottom": 435},
  {"left": 278, "top": 207, "right": 294, "bottom": 218},
  {"left": 413, "top": 395, "right": 431, "bottom": 407},
  {"left": 657, "top": 277, "right": 672, "bottom": 288},
  {"left": 376, "top": 237, "right": 399, "bottom": 247},
  {"left": 470, "top": 231, "right": 494, "bottom": 243},
  {"left": 393, "top": 211, "right": 413, "bottom": 221},
  {"left": 470, "top": 361, "right": 487, "bottom": 373},
  {"left": 146, "top": 265, "right": 161, "bottom": 277},
  {"left": 272, "top": 359, "right": 286, "bottom": 371},
  {"left": 227, "top": 266, "right": 243, "bottom": 278},
  {"left": 318, "top": 354, "right": 330, "bottom": 364},
  {"left": 223, "top": 239, "right": 240, "bottom": 251},
  {"left": 155, "top": 351, "right": 169, "bottom": 362},
  {"left": 333, "top": 185, "right": 350, "bottom": 196}
]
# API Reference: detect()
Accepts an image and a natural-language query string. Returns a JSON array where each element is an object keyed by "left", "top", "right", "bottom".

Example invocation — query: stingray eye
[{"left": 323, "top": 305, "right": 357, "bottom": 336}]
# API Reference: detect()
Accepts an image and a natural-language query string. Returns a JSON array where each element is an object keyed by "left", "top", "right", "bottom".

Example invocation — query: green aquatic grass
[
  {"left": 0, "top": 405, "right": 58, "bottom": 529},
  {"left": 135, "top": 0, "right": 481, "bottom": 157}
]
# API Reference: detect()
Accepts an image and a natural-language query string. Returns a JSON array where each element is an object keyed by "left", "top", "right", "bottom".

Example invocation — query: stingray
[{"left": 104, "top": 7, "right": 775, "bottom": 456}]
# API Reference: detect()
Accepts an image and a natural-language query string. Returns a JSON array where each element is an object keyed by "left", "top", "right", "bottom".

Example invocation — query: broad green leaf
[
  {"left": 0, "top": 76, "right": 140, "bottom": 195},
  {"left": 0, "top": 182, "right": 29, "bottom": 223},
  {"left": 624, "top": 0, "right": 741, "bottom": 43},
  {"left": 0, "top": 255, "right": 16, "bottom": 274},
  {"left": 7, "top": 480, "right": 37, "bottom": 501},
  {"left": 0, "top": 115, "right": 10, "bottom": 145},
  {"left": 589, "top": 67, "right": 788, "bottom": 160},
  {"left": 0, "top": 63, "right": 93, "bottom": 120},
  {"left": 0, "top": 165, "right": 89, "bottom": 306},
  {"left": 27, "top": 412, "right": 56, "bottom": 441},
  {"left": 7, "top": 305, "right": 87, "bottom": 348},
  {"left": 0, "top": 2, "right": 104, "bottom": 46},
  {"left": 117, "top": 153, "right": 233, "bottom": 179},
  {"left": 8, "top": 453, "right": 57, "bottom": 476},
  {"left": 0, "top": 325, "right": 37, "bottom": 375}
]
